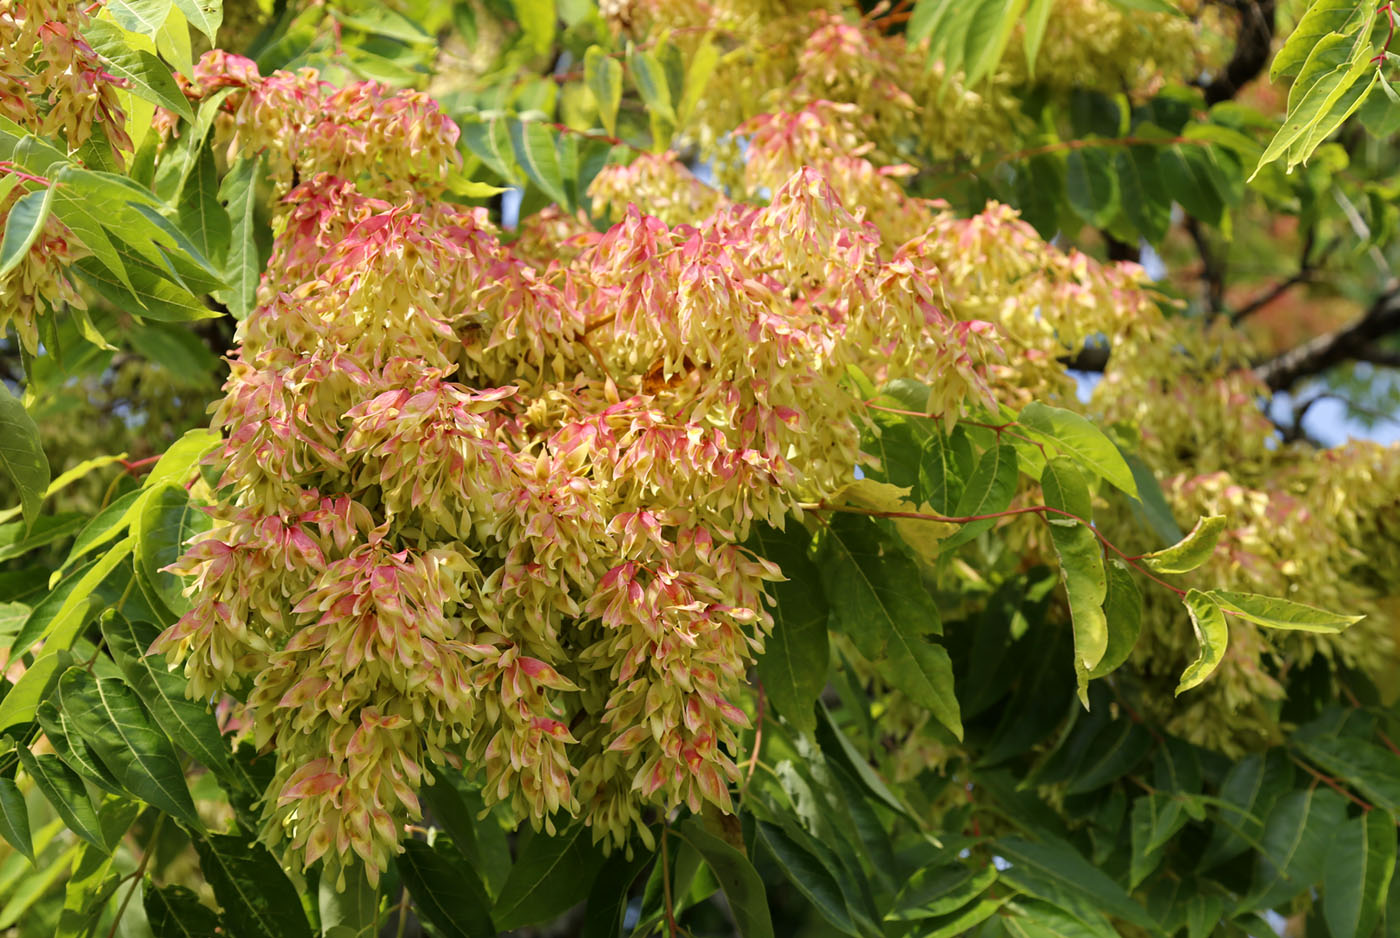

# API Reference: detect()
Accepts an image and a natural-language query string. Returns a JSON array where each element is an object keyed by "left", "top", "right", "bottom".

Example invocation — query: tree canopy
[{"left": 1, "top": 0, "right": 1400, "bottom": 936}]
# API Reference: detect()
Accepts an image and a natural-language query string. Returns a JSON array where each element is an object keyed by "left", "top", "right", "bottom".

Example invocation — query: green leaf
[
  {"left": 907, "top": 897, "right": 1008, "bottom": 938},
  {"left": 1207, "top": 589, "right": 1363, "bottom": 632},
  {"left": 1139, "top": 515, "right": 1225, "bottom": 575},
  {"left": 1324, "top": 809, "right": 1397, "bottom": 938},
  {"left": 1242, "top": 788, "right": 1349, "bottom": 913},
  {"left": 194, "top": 834, "right": 313, "bottom": 938},
  {"left": 995, "top": 836, "right": 1159, "bottom": 935},
  {"left": 0, "top": 645, "right": 65, "bottom": 732},
  {"left": 509, "top": 120, "right": 570, "bottom": 209},
  {"left": 1064, "top": 720, "right": 1151, "bottom": 793},
  {"left": 57, "top": 667, "right": 203, "bottom": 829},
  {"left": 0, "top": 382, "right": 50, "bottom": 528},
  {"left": 397, "top": 840, "right": 495, "bottom": 938},
  {"left": 1271, "top": 0, "right": 1365, "bottom": 79},
  {"left": 1065, "top": 148, "right": 1119, "bottom": 228},
  {"left": 24, "top": 536, "right": 134, "bottom": 655},
  {"left": 813, "top": 703, "right": 914, "bottom": 820},
  {"left": 145, "top": 428, "right": 221, "bottom": 490},
  {"left": 493, "top": 820, "right": 605, "bottom": 930},
  {"left": 1018, "top": 403, "right": 1138, "bottom": 497},
  {"left": 1040, "top": 458, "right": 1108, "bottom": 676},
  {"left": 886, "top": 864, "right": 998, "bottom": 921},
  {"left": 171, "top": 0, "right": 222, "bottom": 41},
  {"left": 1160, "top": 143, "right": 1225, "bottom": 225},
  {"left": 15, "top": 750, "right": 108, "bottom": 851},
  {"left": 1021, "top": 0, "right": 1054, "bottom": 74},
  {"left": 288, "top": 858, "right": 355, "bottom": 935},
  {"left": 0, "top": 512, "right": 85, "bottom": 563},
  {"left": 0, "top": 601, "right": 27, "bottom": 637},
  {"left": 0, "top": 777, "right": 33, "bottom": 862},
  {"left": 419, "top": 777, "right": 510, "bottom": 897},
  {"left": 964, "top": 0, "right": 1030, "bottom": 86},
  {"left": 755, "top": 821, "right": 860, "bottom": 936},
  {"left": 145, "top": 883, "right": 223, "bottom": 938},
  {"left": 516, "top": 0, "right": 555, "bottom": 53},
  {"left": 676, "top": 818, "right": 775, "bottom": 938},
  {"left": 1085, "top": 560, "right": 1141, "bottom": 682},
  {"left": 581, "top": 848, "right": 652, "bottom": 938},
  {"left": 62, "top": 489, "right": 143, "bottom": 571},
  {"left": 177, "top": 144, "right": 232, "bottom": 266},
  {"left": 83, "top": 20, "right": 196, "bottom": 122},
  {"left": 461, "top": 118, "right": 518, "bottom": 182},
  {"left": 1128, "top": 794, "right": 1188, "bottom": 888},
  {"left": 627, "top": 45, "right": 676, "bottom": 125},
  {"left": 1295, "top": 736, "right": 1400, "bottom": 813},
  {"left": 102, "top": 615, "right": 247, "bottom": 790},
  {"left": 750, "top": 525, "right": 828, "bottom": 733},
  {"left": 106, "top": 0, "right": 174, "bottom": 38},
  {"left": 36, "top": 698, "right": 124, "bottom": 794},
  {"left": 215, "top": 156, "right": 261, "bottom": 319},
  {"left": 585, "top": 47, "right": 623, "bottom": 137},
  {"left": 0, "top": 185, "right": 55, "bottom": 278},
  {"left": 818, "top": 515, "right": 960, "bottom": 738},
  {"left": 1004, "top": 900, "right": 1114, "bottom": 938},
  {"left": 1124, "top": 452, "right": 1183, "bottom": 545},
  {"left": 1200, "top": 750, "right": 1294, "bottom": 869},
  {"left": 1253, "top": 33, "right": 1371, "bottom": 177},
  {"left": 136, "top": 483, "right": 211, "bottom": 613},
  {"left": 1114, "top": 146, "right": 1171, "bottom": 243},
  {"left": 1175, "top": 589, "right": 1227, "bottom": 694},
  {"left": 940, "top": 442, "right": 1018, "bottom": 552}
]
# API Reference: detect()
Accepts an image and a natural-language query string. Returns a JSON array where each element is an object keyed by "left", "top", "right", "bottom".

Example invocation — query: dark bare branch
[{"left": 1253, "top": 282, "right": 1400, "bottom": 390}]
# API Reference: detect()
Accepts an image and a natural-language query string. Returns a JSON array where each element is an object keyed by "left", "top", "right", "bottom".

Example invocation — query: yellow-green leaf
[
  {"left": 1139, "top": 514, "right": 1226, "bottom": 575},
  {"left": 1207, "top": 590, "right": 1362, "bottom": 632},
  {"left": 1176, "top": 588, "right": 1227, "bottom": 694}
]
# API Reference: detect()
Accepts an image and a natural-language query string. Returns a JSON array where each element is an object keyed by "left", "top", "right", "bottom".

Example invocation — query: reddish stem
[{"left": 118, "top": 455, "right": 162, "bottom": 476}]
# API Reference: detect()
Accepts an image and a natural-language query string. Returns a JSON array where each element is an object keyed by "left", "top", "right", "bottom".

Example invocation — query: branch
[
  {"left": 1253, "top": 282, "right": 1400, "bottom": 391},
  {"left": 1201, "top": 0, "right": 1278, "bottom": 106}
]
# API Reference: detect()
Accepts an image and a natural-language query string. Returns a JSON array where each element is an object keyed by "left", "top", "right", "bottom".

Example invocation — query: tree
[{"left": 0, "top": 0, "right": 1398, "bottom": 935}]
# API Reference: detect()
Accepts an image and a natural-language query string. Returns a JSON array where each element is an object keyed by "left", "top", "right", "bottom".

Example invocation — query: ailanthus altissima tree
[{"left": 2, "top": 0, "right": 1400, "bottom": 936}]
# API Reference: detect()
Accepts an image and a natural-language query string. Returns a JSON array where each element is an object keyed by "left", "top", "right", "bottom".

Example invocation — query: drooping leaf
[
  {"left": 1040, "top": 458, "right": 1108, "bottom": 678},
  {"left": 15, "top": 749, "right": 108, "bottom": 850},
  {"left": 1207, "top": 589, "right": 1363, "bottom": 632},
  {"left": 885, "top": 863, "right": 998, "bottom": 921},
  {"left": 0, "top": 777, "right": 33, "bottom": 862},
  {"left": 1253, "top": 33, "right": 1371, "bottom": 177},
  {"left": 62, "top": 489, "right": 143, "bottom": 571},
  {"left": 750, "top": 525, "right": 828, "bottom": 733},
  {"left": 1324, "top": 809, "right": 1397, "bottom": 938},
  {"left": 1139, "top": 515, "right": 1226, "bottom": 575},
  {"left": 194, "top": 834, "right": 313, "bottom": 938},
  {"left": 940, "top": 442, "right": 1018, "bottom": 552},
  {"left": 0, "top": 512, "right": 86, "bottom": 563},
  {"left": 818, "top": 515, "right": 959, "bottom": 737},
  {"left": 1065, "top": 148, "right": 1119, "bottom": 228},
  {"left": 397, "top": 839, "right": 495, "bottom": 938},
  {"left": 145, "top": 883, "right": 223, "bottom": 938},
  {"left": 57, "top": 667, "right": 204, "bottom": 829},
  {"left": 580, "top": 848, "right": 652, "bottom": 938},
  {"left": 0, "top": 382, "right": 49, "bottom": 529},
  {"left": 1199, "top": 750, "right": 1294, "bottom": 870},
  {"left": 584, "top": 47, "right": 623, "bottom": 137},
  {"left": 492, "top": 821, "right": 605, "bottom": 930},
  {"left": 1175, "top": 589, "right": 1228, "bottom": 694},
  {"left": 101, "top": 615, "right": 247, "bottom": 790},
  {"left": 1018, "top": 403, "right": 1138, "bottom": 497},
  {"left": 508, "top": 120, "right": 570, "bottom": 209},
  {"left": 1129, "top": 794, "right": 1188, "bottom": 888},
  {"left": 136, "top": 483, "right": 211, "bottom": 613},
  {"left": 20, "top": 536, "right": 134, "bottom": 656},
  {"left": 994, "top": 836, "right": 1158, "bottom": 935},
  {"left": 755, "top": 821, "right": 861, "bottom": 936},
  {"left": 1084, "top": 560, "right": 1141, "bottom": 681},
  {"left": 1295, "top": 736, "right": 1400, "bottom": 813},
  {"left": 177, "top": 144, "right": 232, "bottom": 266},
  {"left": 1271, "top": 0, "right": 1367, "bottom": 80},
  {"left": 215, "top": 156, "right": 261, "bottom": 319},
  {"left": 1242, "top": 787, "right": 1349, "bottom": 913},
  {"left": 0, "top": 185, "right": 56, "bottom": 278},
  {"left": 676, "top": 819, "right": 775, "bottom": 938}
]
